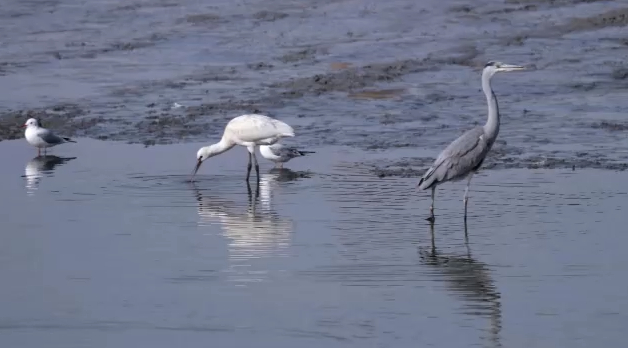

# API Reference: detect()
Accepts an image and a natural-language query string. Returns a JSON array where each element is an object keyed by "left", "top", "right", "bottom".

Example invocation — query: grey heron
[{"left": 417, "top": 61, "right": 526, "bottom": 221}]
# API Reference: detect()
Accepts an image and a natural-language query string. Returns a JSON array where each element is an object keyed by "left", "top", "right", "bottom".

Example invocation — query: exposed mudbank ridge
[
  {"left": 0, "top": 46, "right": 480, "bottom": 144},
  {"left": 1, "top": 1, "right": 627, "bottom": 173}
]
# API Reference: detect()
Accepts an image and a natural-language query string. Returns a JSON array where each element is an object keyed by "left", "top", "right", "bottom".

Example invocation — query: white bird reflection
[
  {"left": 419, "top": 222, "right": 502, "bottom": 348},
  {"left": 192, "top": 173, "right": 296, "bottom": 284},
  {"left": 24, "top": 155, "right": 77, "bottom": 196}
]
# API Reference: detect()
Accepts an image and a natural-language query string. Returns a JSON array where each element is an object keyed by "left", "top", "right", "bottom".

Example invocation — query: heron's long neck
[{"left": 482, "top": 72, "right": 500, "bottom": 141}]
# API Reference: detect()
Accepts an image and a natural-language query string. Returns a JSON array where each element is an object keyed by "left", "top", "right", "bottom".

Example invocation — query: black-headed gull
[
  {"left": 259, "top": 143, "right": 315, "bottom": 168},
  {"left": 191, "top": 114, "right": 295, "bottom": 183},
  {"left": 23, "top": 118, "right": 76, "bottom": 156}
]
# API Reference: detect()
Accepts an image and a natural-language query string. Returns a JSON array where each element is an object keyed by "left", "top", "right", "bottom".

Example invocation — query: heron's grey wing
[
  {"left": 38, "top": 129, "right": 64, "bottom": 145},
  {"left": 419, "top": 126, "right": 489, "bottom": 189}
]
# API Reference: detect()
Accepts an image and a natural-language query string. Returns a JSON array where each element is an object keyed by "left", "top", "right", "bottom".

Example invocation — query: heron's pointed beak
[
  {"left": 500, "top": 64, "right": 526, "bottom": 72},
  {"left": 22, "top": 124, "right": 27, "bottom": 128},
  {"left": 190, "top": 158, "right": 202, "bottom": 181}
]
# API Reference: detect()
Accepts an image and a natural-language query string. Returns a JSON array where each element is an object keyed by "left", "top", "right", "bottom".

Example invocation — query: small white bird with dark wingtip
[
  {"left": 23, "top": 118, "right": 76, "bottom": 156},
  {"left": 259, "top": 143, "right": 315, "bottom": 168},
  {"left": 191, "top": 114, "right": 295, "bottom": 183}
]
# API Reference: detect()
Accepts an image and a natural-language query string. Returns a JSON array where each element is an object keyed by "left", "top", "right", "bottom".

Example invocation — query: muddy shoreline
[{"left": 1, "top": 0, "right": 628, "bottom": 175}]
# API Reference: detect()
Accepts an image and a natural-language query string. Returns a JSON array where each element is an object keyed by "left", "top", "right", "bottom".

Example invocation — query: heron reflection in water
[
  {"left": 24, "top": 155, "right": 76, "bottom": 196},
  {"left": 192, "top": 175, "right": 295, "bottom": 282},
  {"left": 419, "top": 221, "right": 502, "bottom": 348}
]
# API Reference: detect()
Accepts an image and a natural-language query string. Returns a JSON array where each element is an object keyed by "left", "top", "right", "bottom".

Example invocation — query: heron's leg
[
  {"left": 246, "top": 152, "right": 252, "bottom": 181},
  {"left": 278, "top": 162, "right": 283, "bottom": 169},
  {"left": 37, "top": 148, "right": 40, "bottom": 156},
  {"left": 464, "top": 173, "right": 474, "bottom": 218}
]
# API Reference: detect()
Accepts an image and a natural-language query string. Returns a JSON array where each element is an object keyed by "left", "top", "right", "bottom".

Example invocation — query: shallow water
[
  {"left": 1, "top": 139, "right": 627, "bottom": 347},
  {"left": 2, "top": 0, "right": 628, "bottom": 173}
]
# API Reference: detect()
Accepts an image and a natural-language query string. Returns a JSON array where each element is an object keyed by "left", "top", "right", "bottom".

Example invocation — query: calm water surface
[{"left": 0, "top": 139, "right": 627, "bottom": 347}]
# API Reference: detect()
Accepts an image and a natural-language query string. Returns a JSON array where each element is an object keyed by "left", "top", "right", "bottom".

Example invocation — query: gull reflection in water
[
  {"left": 193, "top": 174, "right": 294, "bottom": 284},
  {"left": 23, "top": 155, "right": 77, "bottom": 196},
  {"left": 259, "top": 168, "right": 306, "bottom": 211},
  {"left": 419, "top": 221, "right": 502, "bottom": 348}
]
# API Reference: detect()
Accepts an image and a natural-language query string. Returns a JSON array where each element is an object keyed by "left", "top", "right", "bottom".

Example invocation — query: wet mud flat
[
  {"left": 1, "top": 0, "right": 628, "bottom": 175},
  {"left": 1, "top": 139, "right": 628, "bottom": 347}
]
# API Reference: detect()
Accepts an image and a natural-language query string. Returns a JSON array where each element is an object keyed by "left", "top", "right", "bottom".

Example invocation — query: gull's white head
[
  {"left": 483, "top": 61, "right": 526, "bottom": 78},
  {"left": 23, "top": 118, "right": 40, "bottom": 129}
]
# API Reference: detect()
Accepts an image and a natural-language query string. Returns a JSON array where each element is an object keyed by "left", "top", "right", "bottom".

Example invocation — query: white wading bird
[
  {"left": 259, "top": 143, "right": 315, "bottom": 168},
  {"left": 417, "top": 61, "right": 526, "bottom": 222},
  {"left": 23, "top": 118, "right": 76, "bottom": 156},
  {"left": 191, "top": 114, "right": 295, "bottom": 182}
]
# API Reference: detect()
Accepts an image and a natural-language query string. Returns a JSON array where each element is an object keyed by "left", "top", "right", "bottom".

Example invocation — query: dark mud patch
[
  {"left": 448, "top": 4, "right": 475, "bottom": 13},
  {"left": 505, "top": 0, "right": 606, "bottom": 6},
  {"left": 185, "top": 100, "right": 272, "bottom": 119},
  {"left": 329, "top": 62, "right": 353, "bottom": 70},
  {"left": 590, "top": 121, "right": 628, "bottom": 132},
  {"left": 58, "top": 34, "right": 169, "bottom": 60},
  {"left": 0, "top": 104, "right": 106, "bottom": 141},
  {"left": 272, "top": 45, "right": 479, "bottom": 97},
  {"left": 109, "top": 67, "right": 240, "bottom": 98},
  {"left": 0, "top": 61, "right": 29, "bottom": 76},
  {"left": 278, "top": 48, "right": 324, "bottom": 64},
  {"left": 177, "top": 13, "right": 224, "bottom": 27},
  {"left": 484, "top": 4, "right": 538, "bottom": 15},
  {"left": 611, "top": 67, "right": 628, "bottom": 80},
  {"left": 176, "top": 46, "right": 477, "bottom": 121},
  {"left": 247, "top": 62, "right": 275, "bottom": 71},
  {"left": 114, "top": 2, "right": 178, "bottom": 12},
  {"left": 499, "top": 6, "right": 628, "bottom": 46},
  {"left": 252, "top": 11, "right": 288, "bottom": 22},
  {"left": 558, "top": 7, "right": 628, "bottom": 34},
  {"left": 451, "top": 3, "right": 537, "bottom": 15},
  {"left": 348, "top": 88, "right": 406, "bottom": 100}
]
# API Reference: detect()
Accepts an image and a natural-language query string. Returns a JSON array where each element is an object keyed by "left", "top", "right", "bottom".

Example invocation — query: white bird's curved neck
[
  {"left": 482, "top": 71, "right": 500, "bottom": 141},
  {"left": 210, "top": 137, "right": 236, "bottom": 155}
]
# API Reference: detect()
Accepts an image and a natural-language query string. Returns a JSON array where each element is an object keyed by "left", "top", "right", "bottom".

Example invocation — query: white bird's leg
[
  {"left": 37, "top": 148, "right": 41, "bottom": 156},
  {"left": 278, "top": 162, "right": 283, "bottom": 169},
  {"left": 427, "top": 186, "right": 436, "bottom": 222},
  {"left": 252, "top": 151, "right": 260, "bottom": 183},
  {"left": 246, "top": 152, "right": 253, "bottom": 182},
  {"left": 464, "top": 173, "right": 475, "bottom": 219}
]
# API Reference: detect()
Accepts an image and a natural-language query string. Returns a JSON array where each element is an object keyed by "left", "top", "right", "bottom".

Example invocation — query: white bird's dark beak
[{"left": 190, "top": 158, "right": 202, "bottom": 181}]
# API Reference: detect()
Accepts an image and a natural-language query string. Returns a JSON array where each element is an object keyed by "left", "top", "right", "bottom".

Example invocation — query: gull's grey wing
[
  {"left": 418, "top": 126, "right": 490, "bottom": 190},
  {"left": 271, "top": 145, "right": 313, "bottom": 159},
  {"left": 37, "top": 129, "right": 64, "bottom": 145},
  {"left": 278, "top": 146, "right": 302, "bottom": 158}
]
